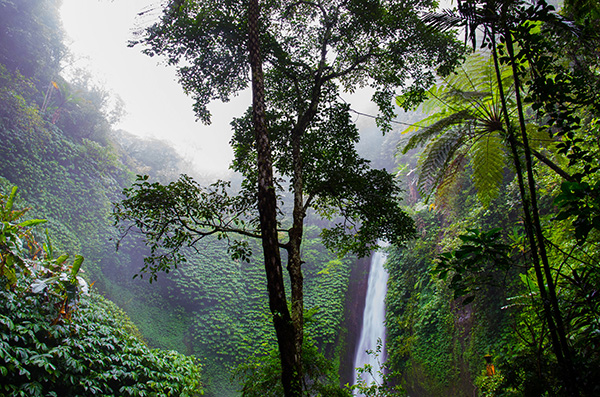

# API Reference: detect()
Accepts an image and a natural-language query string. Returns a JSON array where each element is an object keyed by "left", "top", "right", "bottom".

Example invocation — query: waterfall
[{"left": 352, "top": 245, "right": 389, "bottom": 392}]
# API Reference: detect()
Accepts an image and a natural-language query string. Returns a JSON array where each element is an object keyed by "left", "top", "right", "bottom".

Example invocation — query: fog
[
  {"left": 60, "top": 0, "right": 246, "bottom": 177},
  {"left": 60, "top": 0, "right": 387, "bottom": 177}
]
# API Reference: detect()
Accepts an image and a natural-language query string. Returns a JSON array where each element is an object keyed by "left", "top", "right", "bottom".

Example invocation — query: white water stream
[{"left": 352, "top": 246, "right": 389, "bottom": 392}]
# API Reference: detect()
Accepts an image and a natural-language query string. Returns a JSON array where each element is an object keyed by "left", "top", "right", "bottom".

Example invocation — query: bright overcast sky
[
  {"left": 60, "top": 0, "right": 250, "bottom": 176},
  {"left": 59, "top": 0, "right": 383, "bottom": 176}
]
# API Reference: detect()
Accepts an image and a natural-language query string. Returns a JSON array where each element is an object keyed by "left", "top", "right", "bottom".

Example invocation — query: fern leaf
[
  {"left": 399, "top": 112, "right": 442, "bottom": 136},
  {"left": 434, "top": 153, "right": 468, "bottom": 212},
  {"left": 469, "top": 132, "right": 506, "bottom": 207},
  {"left": 445, "top": 89, "right": 490, "bottom": 102},
  {"left": 401, "top": 109, "right": 473, "bottom": 153},
  {"left": 417, "top": 129, "right": 463, "bottom": 198}
]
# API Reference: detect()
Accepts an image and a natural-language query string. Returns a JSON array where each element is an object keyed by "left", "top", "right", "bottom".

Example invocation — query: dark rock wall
[{"left": 338, "top": 256, "right": 371, "bottom": 386}]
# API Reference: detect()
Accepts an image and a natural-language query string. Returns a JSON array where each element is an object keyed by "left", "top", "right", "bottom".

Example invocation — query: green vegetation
[
  {"left": 0, "top": 1, "right": 355, "bottom": 394},
  {"left": 124, "top": 1, "right": 462, "bottom": 393},
  {"left": 2, "top": 0, "right": 600, "bottom": 396},
  {"left": 387, "top": 0, "right": 600, "bottom": 395},
  {"left": 237, "top": 332, "right": 351, "bottom": 396},
  {"left": 0, "top": 187, "right": 202, "bottom": 396}
]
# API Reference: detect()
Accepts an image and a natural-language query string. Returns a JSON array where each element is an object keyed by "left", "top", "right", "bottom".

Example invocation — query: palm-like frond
[
  {"left": 397, "top": 52, "right": 515, "bottom": 207},
  {"left": 421, "top": 0, "right": 503, "bottom": 48},
  {"left": 470, "top": 132, "right": 506, "bottom": 207},
  {"left": 434, "top": 153, "right": 468, "bottom": 211},
  {"left": 401, "top": 109, "right": 473, "bottom": 153},
  {"left": 417, "top": 129, "right": 464, "bottom": 199},
  {"left": 421, "top": 9, "right": 465, "bottom": 32}
]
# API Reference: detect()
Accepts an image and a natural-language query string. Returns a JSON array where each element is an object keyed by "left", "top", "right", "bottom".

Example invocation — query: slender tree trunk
[
  {"left": 247, "top": 0, "right": 302, "bottom": 395},
  {"left": 490, "top": 31, "right": 560, "bottom": 359},
  {"left": 288, "top": 125, "right": 305, "bottom": 367},
  {"left": 285, "top": 74, "right": 325, "bottom": 372},
  {"left": 491, "top": 24, "right": 564, "bottom": 359},
  {"left": 504, "top": 31, "right": 578, "bottom": 396}
]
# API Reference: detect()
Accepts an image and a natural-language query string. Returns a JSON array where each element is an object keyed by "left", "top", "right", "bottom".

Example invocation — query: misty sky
[
  {"left": 59, "top": 0, "right": 381, "bottom": 176},
  {"left": 60, "top": 0, "right": 250, "bottom": 176}
]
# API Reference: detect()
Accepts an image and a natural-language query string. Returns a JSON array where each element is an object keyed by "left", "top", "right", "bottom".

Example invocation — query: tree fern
[
  {"left": 469, "top": 132, "right": 506, "bottom": 207},
  {"left": 434, "top": 153, "right": 468, "bottom": 211},
  {"left": 397, "top": 51, "right": 516, "bottom": 208},
  {"left": 417, "top": 129, "right": 464, "bottom": 200},
  {"left": 400, "top": 109, "right": 473, "bottom": 153}
]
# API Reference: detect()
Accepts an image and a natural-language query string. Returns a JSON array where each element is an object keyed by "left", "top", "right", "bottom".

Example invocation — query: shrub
[{"left": 0, "top": 187, "right": 203, "bottom": 396}]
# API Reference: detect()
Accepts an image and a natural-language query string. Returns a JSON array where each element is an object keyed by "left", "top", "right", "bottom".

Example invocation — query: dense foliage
[
  {"left": 4, "top": 0, "right": 600, "bottom": 396},
  {"left": 124, "top": 1, "right": 464, "bottom": 392},
  {"left": 0, "top": 1, "right": 360, "bottom": 395},
  {"left": 0, "top": 187, "right": 203, "bottom": 396},
  {"left": 387, "top": 0, "right": 600, "bottom": 395}
]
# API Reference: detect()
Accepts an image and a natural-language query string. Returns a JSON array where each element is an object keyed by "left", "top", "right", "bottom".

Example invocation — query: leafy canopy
[
  {"left": 138, "top": 0, "right": 464, "bottom": 126},
  {"left": 119, "top": 0, "right": 465, "bottom": 270}
]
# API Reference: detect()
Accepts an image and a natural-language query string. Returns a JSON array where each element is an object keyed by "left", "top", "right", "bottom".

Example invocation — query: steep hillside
[{"left": 0, "top": 1, "right": 359, "bottom": 395}]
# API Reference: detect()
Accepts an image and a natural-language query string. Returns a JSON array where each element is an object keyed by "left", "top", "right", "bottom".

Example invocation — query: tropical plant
[
  {"left": 0, "top": 186, "right": 87, "bottom": 310},
  {"left": 0, "top": 186, "right": 203, "bottom": 397},
  {"left": 434, "top": 227, "right": 512, "bottom": 305},
  {"left": 236, "top": 331, "right": 351, "bottom": 397},
  {"left": 399, "top": 0, "right": 600, "bottom": 394},
  {"left": 397, "top": 53, "right": 513, "bottom": 207}
]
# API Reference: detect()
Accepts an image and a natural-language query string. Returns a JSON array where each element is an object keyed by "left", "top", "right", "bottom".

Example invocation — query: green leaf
[
  {"left": 71, "top": 255, "right": 84, "bottom": 277},
  {"left": 31, "top": 279, "right": 48, "bottom": 293},
  {"left": 55, "top": 254, "right": 69, "bottom": 265},
  {"left": 469, "top": 132, "right": 505, "bottom": 207},
  {"left": 17, "top": 219, "right": 47, "bottom": 228},
  {"left": 5, "top": 186, "right": 18, "bottom": 214},
  {"left": 401, "top": 109, "right": 472, "bottom": 153},
  {"left": 519, "top": 273, "right": 539, "bottom": 293},
  {"left": 417, "top": 130, "right": 463, "bottom": 198},
  {"left": 44, "top": 228, "right": 54, "bottom": 259}
]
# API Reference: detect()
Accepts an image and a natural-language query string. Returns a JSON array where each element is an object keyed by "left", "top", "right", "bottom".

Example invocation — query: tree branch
[{"left": 516, "top": 142, "right": 576, "bottom": 182}]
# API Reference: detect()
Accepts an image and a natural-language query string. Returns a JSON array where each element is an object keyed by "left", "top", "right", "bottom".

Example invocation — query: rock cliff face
[{"left": 338, "top": 256, "right": 371, "bottom": 386}]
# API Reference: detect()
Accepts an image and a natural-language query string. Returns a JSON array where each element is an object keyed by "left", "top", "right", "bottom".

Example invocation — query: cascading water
[{"left": 352, "top": 245, "right": 389, "bottom": 392}]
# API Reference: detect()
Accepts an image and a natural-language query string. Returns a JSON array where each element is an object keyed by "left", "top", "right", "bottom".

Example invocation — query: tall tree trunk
[
  {"left": 490, "top": 16, "right": 577, "bottom": 393},
  {"left": 288, "top": 125, "right": 305, "bottom": 367},
  {"left": 247, "top": 0, "right": 302, "bottom": 395},
  {"left": 492, "top": 30, "right": 564, "bottom": 374},
  {"left": 285, "top": 73, "right": 325, "bottom": 374},
  {"left": 504, "top": 31, "right": 578, "bottom": 396},
  {"left": 491, "top": 22, "right": 564, "bottom": 360}
]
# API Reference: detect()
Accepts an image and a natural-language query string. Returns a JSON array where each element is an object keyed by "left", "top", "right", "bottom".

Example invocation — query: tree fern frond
[
  {"left": 401, "top": 110, "right": 473, "bottom": 154},
  {"left": 498, "top": 63, "right": 514, "bottom": 89},
  {"left": 444, "top": 88, "right": 490, "bottom": 102},
  {"left": 421, "top": 85, "right": 461, "bottom": 114},
  {"left": 446, "top": 53, "right": 491, "bottom": 87},
  {"left": 417, "top": 130, "right": 464, "bottom": 198},
  {"left": 398, "top": 111, "right": 444, "bottom": 136},
  {"left": 397, "top": 51, "right": 516, "bottom": 208},
  {"left": 434, "top": 153, "right": 468, "bottom": 212},
  {"left": 421, "top": 10, "right": 465, "bottom": 32},
  {"left": 469, "top": 132, "right": 506, "bottom": 207},
  {"left": 451, "top": 53, "right": 510, "bottom": 97},
  {"left": 397, "top": 53, "right": 507, "bottom": 120}
]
